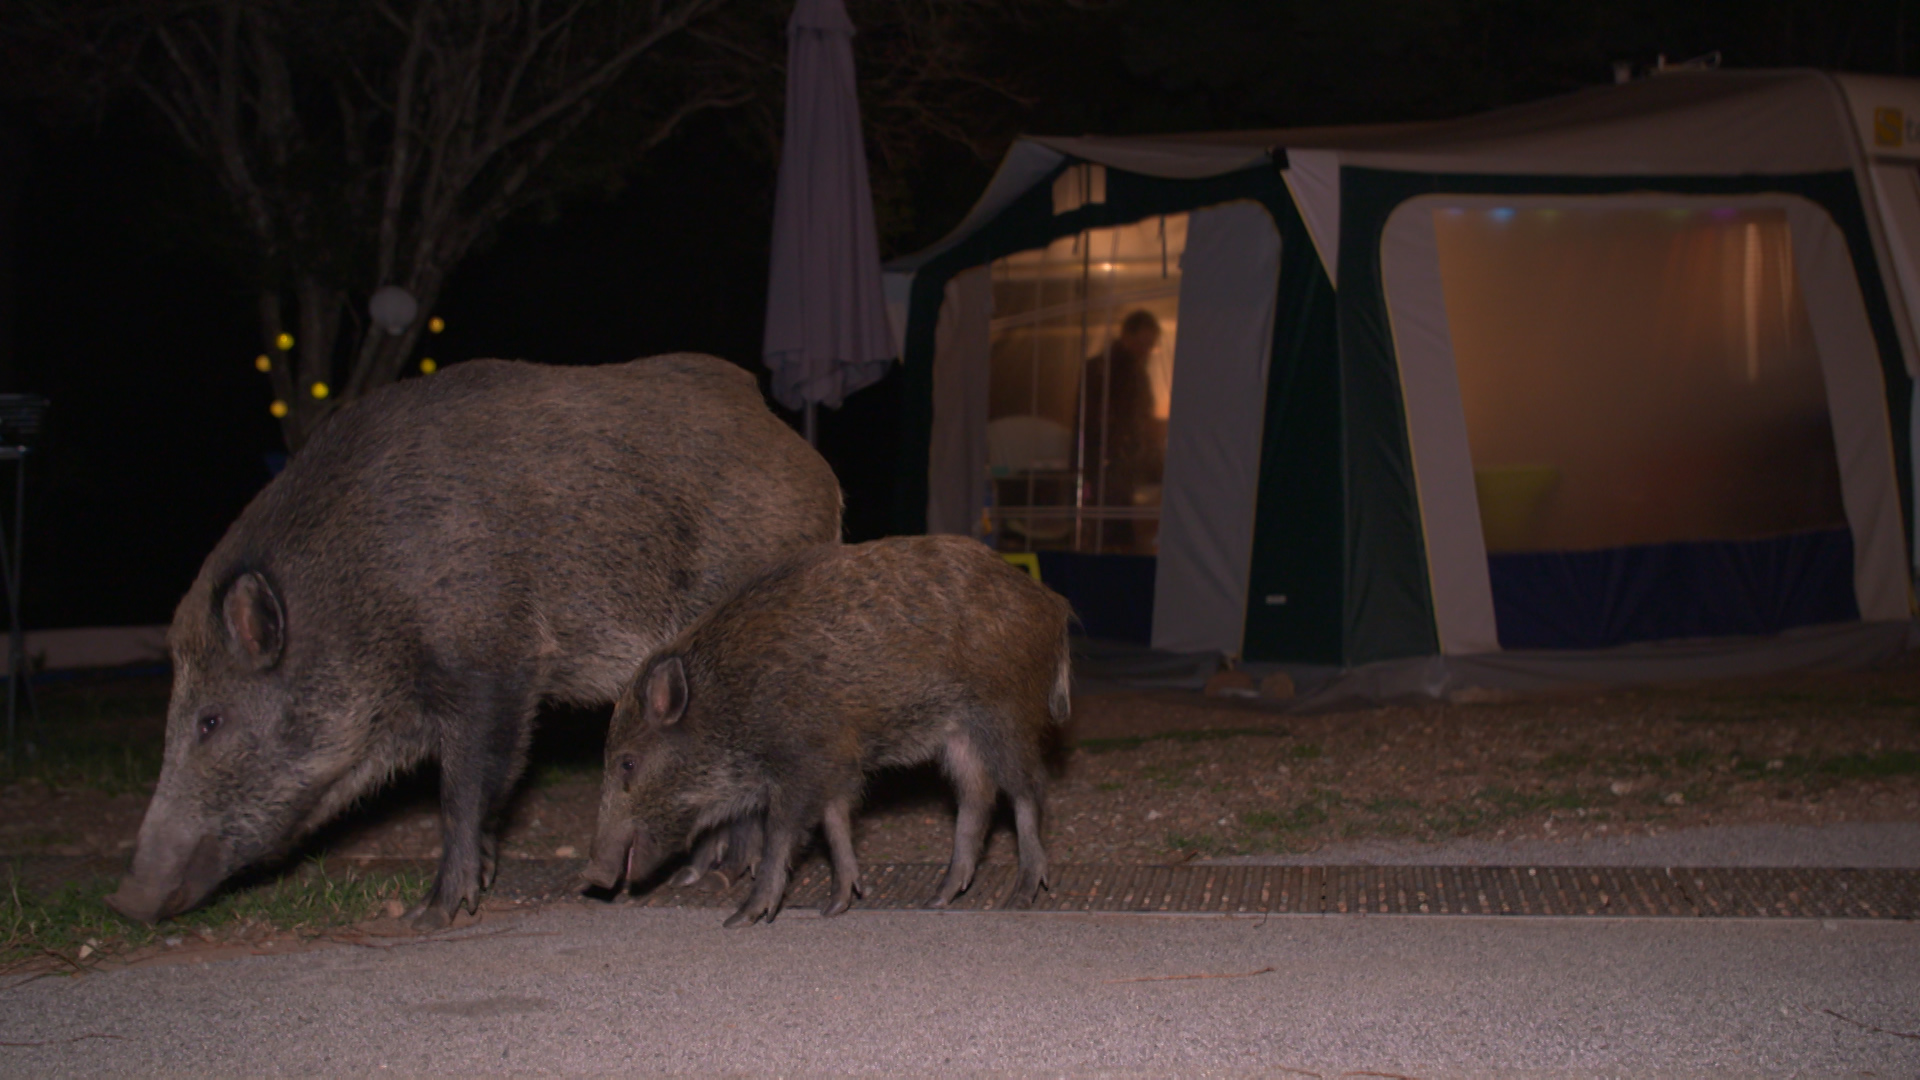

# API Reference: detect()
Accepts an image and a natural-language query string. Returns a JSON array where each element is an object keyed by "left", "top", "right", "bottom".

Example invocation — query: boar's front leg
[{"left": 411, "top": 671, "right": 539, "bottom": 932}]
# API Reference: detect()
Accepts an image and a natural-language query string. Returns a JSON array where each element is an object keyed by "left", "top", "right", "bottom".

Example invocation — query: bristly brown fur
[
  {"left": 592, "top": 535, "right": 1073, "bottom": 926},
  {"left": 118, "top": 354, "right": 842, "bottom": 930}
]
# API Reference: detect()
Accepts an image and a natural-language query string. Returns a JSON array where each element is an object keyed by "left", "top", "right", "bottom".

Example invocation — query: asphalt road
[{"left": 4, "top": 901, "right": 1918, "bottom": 1078}]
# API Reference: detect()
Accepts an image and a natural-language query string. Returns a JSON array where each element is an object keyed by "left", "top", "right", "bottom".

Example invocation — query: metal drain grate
[
  {"left": 608, "top": 862, "right": 1920, "bottom": 920},
  {"left": 7, "top": 857, "right": 1917, "bottom": 920}
]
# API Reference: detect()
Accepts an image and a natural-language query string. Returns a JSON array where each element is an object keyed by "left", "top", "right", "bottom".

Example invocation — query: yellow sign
[
  {"left": 1001, "top": 552, "right": 1041, "bottom": 582},
  {"left": 1876, "top": 107, "right": 1906, "bottom": 148}
]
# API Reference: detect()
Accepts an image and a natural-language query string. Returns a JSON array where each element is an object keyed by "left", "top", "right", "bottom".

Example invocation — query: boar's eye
[
  {"left": 196, "top": 713, "right": 223, "bottom": 743},
  {"left": 618, "top": 754, "right": 638, "bottom": 777}
]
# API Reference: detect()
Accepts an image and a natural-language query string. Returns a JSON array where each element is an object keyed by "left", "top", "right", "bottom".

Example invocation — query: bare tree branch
[{"left": 6, "top": 0, "right": 1063, "bottom": 448}]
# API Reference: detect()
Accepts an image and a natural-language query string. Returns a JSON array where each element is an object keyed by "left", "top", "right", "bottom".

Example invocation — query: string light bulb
[
  {"left": 254, "top": 355, "right": 271, "bottom": 373},
  {"left": 428, "top": 317, "right": 445, "bottom": 334},
  {"left": 269, "top": 400, "right": 288, "bottom": 418},
  {"left": 420, "top": 358, "right": 438, "bottom": 374},
  {"left": 310, "top": 382, "right": 330, "bottom": 400},
  {"left": 275, "top": 332, "right": 295, "bottom": 351}
]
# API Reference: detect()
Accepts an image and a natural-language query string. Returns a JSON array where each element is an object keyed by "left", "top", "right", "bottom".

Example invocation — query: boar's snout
[
  {"left": 106, "top": 829, "right": 229, "bottom": 924},
  {"left": 583, "top": 819, "right": 638, "bottom": 892}
]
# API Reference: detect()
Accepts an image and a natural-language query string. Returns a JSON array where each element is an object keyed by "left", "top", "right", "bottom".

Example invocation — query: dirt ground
[{"left": 5, "top": 654, "right": 1918, "bottom": 875}]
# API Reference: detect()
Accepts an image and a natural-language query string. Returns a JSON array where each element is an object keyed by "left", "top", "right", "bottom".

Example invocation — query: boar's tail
[{"left": 1048, "top": 626, "right": 1072, "bottom": 725}]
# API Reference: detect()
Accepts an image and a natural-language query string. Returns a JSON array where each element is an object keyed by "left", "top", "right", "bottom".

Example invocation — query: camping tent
[{"left": 881, "top": 69, "right": 1920, "bottom": 697}]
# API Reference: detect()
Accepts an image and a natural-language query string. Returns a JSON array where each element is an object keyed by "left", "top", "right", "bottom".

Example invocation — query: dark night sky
[{"left": 4, "top": 0, "right": 1918, "bottom": 629}]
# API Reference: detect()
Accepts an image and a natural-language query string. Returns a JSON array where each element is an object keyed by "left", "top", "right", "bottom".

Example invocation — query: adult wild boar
[
  {"left": 585, "top": 535, "right": 1072, "bottom": 927},
  {"left": 108, "top": 354, "right": 842, "bottom": 930}
]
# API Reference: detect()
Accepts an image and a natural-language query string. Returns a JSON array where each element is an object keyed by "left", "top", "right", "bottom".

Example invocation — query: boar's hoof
[
  {"left": 723, "top": 898, "right": 777, "bottom": 929},
  {"left": 1012, "top": 871, "right": 1052, "bottom": 908},
  {"left": 407, "top": 904, "right": 453, "bottom": 933},
  {"left": 930, "top": 870, "right": 973, "bottom": 908},
  {"left": 697, "top": 869, "right": 740, "bottom": 893},
  {"left": 822, "top": 879, "right": 865, "bottom": 918},
  {"left": 407, "top": 892, "right": 476, "bottom": 933}
]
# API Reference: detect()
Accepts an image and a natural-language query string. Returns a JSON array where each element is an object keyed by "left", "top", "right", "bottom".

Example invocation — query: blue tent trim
[{"left": 1488, "top": 528, "right": 1860, "bottom": 651}]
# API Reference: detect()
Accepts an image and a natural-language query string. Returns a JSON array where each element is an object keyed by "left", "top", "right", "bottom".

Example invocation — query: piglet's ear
[
  {"left": 222, "top": 571, "right": 286, "bottom": 670},
  {"left": 644, "top": 656, "right": 688, "bottom": 726}
]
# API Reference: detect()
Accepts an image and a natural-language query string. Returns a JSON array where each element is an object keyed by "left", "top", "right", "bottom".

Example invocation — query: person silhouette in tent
[{"left": 1078, "top": 309, "right": 1164, "bottom": 553}]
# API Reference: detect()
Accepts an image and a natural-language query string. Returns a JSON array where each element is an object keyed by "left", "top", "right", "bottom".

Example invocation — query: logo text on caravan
[{"left": 1873, "top": 106, "right": 1920, "bottom": 148}]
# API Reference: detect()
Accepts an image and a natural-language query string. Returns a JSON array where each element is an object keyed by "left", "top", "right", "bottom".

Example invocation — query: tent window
[
  {"left": 985, "top": 215, "right": 1186, "bottom": 555},
  {"left": 1434, "top": 204, "right": 1846, "bottom": 552}
]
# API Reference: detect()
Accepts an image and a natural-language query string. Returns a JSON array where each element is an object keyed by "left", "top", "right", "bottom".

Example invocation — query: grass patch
[
  {"left": 1140, "top": 763, "right": 1194, "bottom": 790},
  {"left": 1363, "top": 796, "right": 1422, "bottom": 815},
  {"left": 1243, "top": 789, "right": 1340, "bottom": 834},
  {"left": 1423, "top": 785, "right": 1592, "bottom": 837},
  {"left": 2, "top": 679, "right": 171, "bottom": 794},
  {"left": 1671, "top": 747, "right": 1714, "bottom": 770},
  {"left": 1480, "top": 785, "right": 1590, "bottom": 814},
  {"left": 1093, "top": 781, "right": 1124, "bottom": 793},
  {"left": 1731, "top": 750, "right": 1920, "bottom": 781},
  {"left": 1289, "top": 742, "right": 1323, "bottom": 761},
  {"left": 1816, "top": 750, "right": 1920, "bottom": 779},
  {"left": 1538, "top": 751, "right": 1589, "bottom": 774},
  {"left": 2, "top": 859, "right": 431, "bottom": 966},
  {"left": 1163, "top": 832, "right": 1226, "bottom": 857},
  {"left": 1077, "top": 728, "right": 1289, "bottom": 754}
]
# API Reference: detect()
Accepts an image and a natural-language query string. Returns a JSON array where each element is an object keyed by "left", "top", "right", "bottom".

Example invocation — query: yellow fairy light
[
  {"left": 428, "top": 317, "right": 445, "bottom": 334},
  {"left": 275, "top": 332, "right": 295, "bottom": 351},
  {"left": 269, "top": 400, "right": 288, "bottom": 419},
  {"left": 419, "top": 358, "right": 438, "bottom": 374},
  {"left": 254, "top": 355, "right": 271, "bottom": 372},
  {"left": 310, "top": 382, "right": 330, "bottom": 400}
]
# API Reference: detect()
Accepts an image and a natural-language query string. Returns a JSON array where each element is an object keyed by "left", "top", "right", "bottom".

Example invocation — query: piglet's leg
[
  {"left": 725, "top": 797, "right": 810, "bottom": 928},
  {"left": 933, "top": 733, "right": 995, "bottom": 907},
  {"left": 676, "top": 815, "right": 764, "bottom": 890},
  {"left": 1010, "top": 794, "right": 1051, "bottom": 906},
  {"left": 820, "top": 797, "right": 865, "bottom": 918}
]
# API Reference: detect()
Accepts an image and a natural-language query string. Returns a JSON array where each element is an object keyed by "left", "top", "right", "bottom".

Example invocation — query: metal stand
[{"left": 0, "top": 395, "right": 48, "bottom": 770}]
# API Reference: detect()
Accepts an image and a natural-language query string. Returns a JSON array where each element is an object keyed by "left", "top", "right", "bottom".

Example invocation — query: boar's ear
[
  {"left": 221, "top": 571, "right": 286, "bottom": 670},
  {"left": 644, "top": 656, "right": 688, "bottom": 727}
]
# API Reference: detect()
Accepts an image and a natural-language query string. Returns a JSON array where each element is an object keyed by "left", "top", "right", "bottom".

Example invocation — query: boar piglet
[
  {"left": 585, "top": 535, "right": 1072, "bottom": 927},
  {"left": 108, "top": 354, "right": 841, "bottom": 931}
]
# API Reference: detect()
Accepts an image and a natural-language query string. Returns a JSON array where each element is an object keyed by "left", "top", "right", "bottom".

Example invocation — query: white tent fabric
[
  {"left": 1279, "top": 149, "right": 1343, "bottom": 281},
  {"left": 925, "top": 267, "right": 993, "bottom": 536},
  {"left": 1785, "top": 198, "right": 1913, "bottom": 622},
  {"left": 1150, "top": 201, "right": 1284, "bottom": 655},
  {"left": 1379, "top": 199, "right": 1499, "bottom": 656},
  {"left": 886, "top": 141, "right": 1068, "bottom": 274},
  {"left": 762, "top": 0, "right": 894, "bottom": 414}
]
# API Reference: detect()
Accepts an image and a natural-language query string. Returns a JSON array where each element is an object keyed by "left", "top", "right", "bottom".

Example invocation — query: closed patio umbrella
[{"left": 763, "top": 0, "right": 894, "bottom": 444}]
